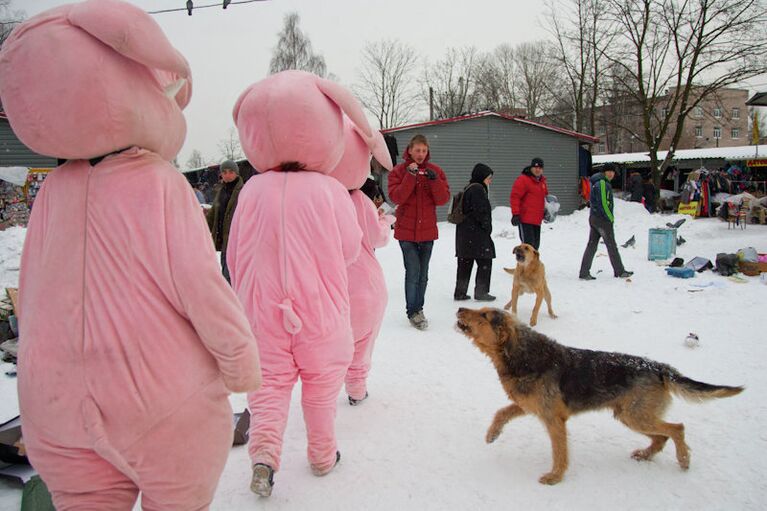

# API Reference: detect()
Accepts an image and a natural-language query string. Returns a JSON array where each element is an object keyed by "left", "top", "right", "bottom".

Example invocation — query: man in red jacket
[
  {"left": 388, "top": 134, "right": 451, "bottom": 330},
  {"left": 509, "top": 157, "right": 548, "bottom": 250}
]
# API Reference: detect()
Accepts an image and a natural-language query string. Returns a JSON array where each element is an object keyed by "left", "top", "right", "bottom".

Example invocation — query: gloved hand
[
  {"left": 511, "top": 215, "right": 521, "bottom": 226},
  {"left": 407, "top": 163, "right": 418, "bottom": 175},
  {"left": 425, "top": 169, "right": 437, "bottom": 180}
]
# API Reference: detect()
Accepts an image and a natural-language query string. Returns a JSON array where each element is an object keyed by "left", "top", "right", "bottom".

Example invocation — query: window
[
  {"left": 598, "top": 143, "right": 606, "bottom": 153},
  {"left": 662, "top": 108, "right": 669, "bottom": 118},
  {"left": 597, "top": 125, "right": 606, "bottom": 135},
  {"left": 713, "top": 126, "right": 721, "bottom": 138},
  {"left": 695, "top": 126, "right": 703, "bottom": 137},
  {"left": 732, "top": 108, "right": 740, "bottom": 119},
  {"left": 713, "top": 107, "right": 722, "bottom": 118},
  {"left": 694, "top": 106, "right": 704, "bottom": 118},
  {"left": 731, "top": 127, "right": 740, "bottom": 138}
]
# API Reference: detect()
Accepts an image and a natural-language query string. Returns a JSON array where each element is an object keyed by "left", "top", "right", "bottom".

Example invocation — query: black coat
[{"left": 455, "top": 169, "right": 496, "bottom": 260}]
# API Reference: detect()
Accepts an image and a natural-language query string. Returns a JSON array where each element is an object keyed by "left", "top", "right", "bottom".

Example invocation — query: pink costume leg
[
  {"left": 24, "top": 439, "right": 138, "bottom": 511},
  {"left": 294, "top": 329, "right": 354, "bottom": 474},
  {"left": 247, "top": 333, "right": 299, "bottom": 472},
  {"left": 127, "top": 380, "right": 233, "bottom": 510},
  {"left": 344, "top": 319, "right": 383, "bottom": 400}
]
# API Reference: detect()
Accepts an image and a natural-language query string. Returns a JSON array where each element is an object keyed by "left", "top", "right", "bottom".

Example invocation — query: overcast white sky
[
  {"left": 13, "top": 0, "right": 549, "bottom": 167},
  {"left": 12, "top": 1, "right": 767, "bottom": 168}
]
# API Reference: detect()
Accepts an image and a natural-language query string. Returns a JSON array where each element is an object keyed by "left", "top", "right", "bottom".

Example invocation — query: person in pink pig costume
[
  {"left": 0, "top": 1, "right": 262, "bottom": 509},
  {"left": 328, "top": 119, "right": 395, "bottom": 406},
  {"left": 226, "top": 70, "right": 382, "bottom": 497}
]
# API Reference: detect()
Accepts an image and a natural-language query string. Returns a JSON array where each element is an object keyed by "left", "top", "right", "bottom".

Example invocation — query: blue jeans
[{"left": 399, "top": 240, "right": 434, "bottom": 317}]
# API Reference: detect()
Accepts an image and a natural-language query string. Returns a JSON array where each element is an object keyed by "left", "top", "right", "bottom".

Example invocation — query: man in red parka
[
  {"left": 388, "top": 134, "right": 450, "bottom": 330},
  {"left": 509, "top": 157, "right": 548, "bottom": 250}
]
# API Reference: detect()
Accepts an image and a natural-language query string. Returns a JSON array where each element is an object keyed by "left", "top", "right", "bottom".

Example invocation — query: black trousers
[
  {"left": 518, "top": 223, "right": 541, "bottom": 250},
  {"left": 454, "top": 257, "right": 493, "bottom": 298},
  {"left": 579, "top": 215, "right": 626, "bottom": 277}
]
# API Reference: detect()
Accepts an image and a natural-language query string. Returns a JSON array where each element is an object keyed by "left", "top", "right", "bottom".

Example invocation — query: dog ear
[
  {"left": 512, "top": 246, "right": 519, "bottom": 255},
  {"left": 488, "top": 310, "right": 503, "bottom": 328}
]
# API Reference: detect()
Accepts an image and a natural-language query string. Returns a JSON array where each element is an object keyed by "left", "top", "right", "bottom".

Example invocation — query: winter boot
[
  {"left": 311, "top": 451, "right": 341, "bottom": 477},
  {"left": 348, "top": 392, "right": 369, "bottom": 406},
  {"left": 250, "top": 464, "right": 275, "bottom": 497}
]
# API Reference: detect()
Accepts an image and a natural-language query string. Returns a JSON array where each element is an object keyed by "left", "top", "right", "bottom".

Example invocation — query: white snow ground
[{"left": 1, "top": 201, "right": 765, "bottom": 510}]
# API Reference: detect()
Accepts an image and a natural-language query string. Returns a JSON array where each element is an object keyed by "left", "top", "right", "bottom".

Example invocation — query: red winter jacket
[
  {"left": 388, "top": 148, "right": 451, "bottom": 242},
  {"left": 509, "top": 170, "right": 548, "bottom": 226}
]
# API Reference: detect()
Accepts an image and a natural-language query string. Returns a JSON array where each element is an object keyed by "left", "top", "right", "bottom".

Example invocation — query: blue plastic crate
[{"left": 648, "top": 228, "right": 677, "bottom": 260}]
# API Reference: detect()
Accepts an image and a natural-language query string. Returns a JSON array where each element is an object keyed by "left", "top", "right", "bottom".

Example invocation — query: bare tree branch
[{"left": 354, "top": 39, "right": 420, "bottom": 129}]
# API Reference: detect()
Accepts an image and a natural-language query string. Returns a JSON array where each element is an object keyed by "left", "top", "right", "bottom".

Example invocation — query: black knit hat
[
  {"left": 530, "top": 157, "right": 544, "bottom": 168},
  {"left": 219, "top": 159, "right": 239, "bottom": 175},
  {"left": 603, "top": 163, "right": 617, "bottom": 172}
]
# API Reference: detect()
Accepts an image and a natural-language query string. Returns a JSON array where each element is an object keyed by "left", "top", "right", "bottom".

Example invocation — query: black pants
[
  {"left": 221, "top": 250, "right": 231, "bottom": 284},
  {"left": 454, "top": 257, "right": 493, "bottom": 298},
  {"left": 518, "top": 223, "right": 541, "bottom": 250},
  {"left": 579, "top": 215, "right": 626, "bottom": 277}
]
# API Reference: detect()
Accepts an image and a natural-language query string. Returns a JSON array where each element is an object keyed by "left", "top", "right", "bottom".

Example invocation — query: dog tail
[
  {"left": 503, "top": 267, "right": 515, "bottom": 275},
  {"left": 669, "top": 375, "right": 744, "bottom": 401}
]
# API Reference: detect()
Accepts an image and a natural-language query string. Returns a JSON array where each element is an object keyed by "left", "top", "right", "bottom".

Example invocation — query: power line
[{"left": 148, "top": 0, "right": 269, "bottom": 15}]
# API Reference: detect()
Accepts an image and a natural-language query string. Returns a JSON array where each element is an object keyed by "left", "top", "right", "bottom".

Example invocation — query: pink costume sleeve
[
  {"left": 164, "top": 175, "right": 261, "bottom": 393},
  {"left": 335, "top": 187, "right": 363, "bottom": 266},
  {"left": 351, "top": 190, "right": 393, "bottom": 250}
]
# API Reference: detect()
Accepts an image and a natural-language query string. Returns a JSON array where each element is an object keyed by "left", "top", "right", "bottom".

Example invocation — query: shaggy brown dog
[
  {"left": 455, "top": 307, "right": 743, "bottom": 485},
  {"left": 503, "top": 243, "right": 556, "bottom": 326}
]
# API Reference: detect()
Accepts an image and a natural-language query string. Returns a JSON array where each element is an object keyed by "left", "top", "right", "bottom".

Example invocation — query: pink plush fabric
[
  {"left": 233, "top": 70, "right": 373, "bottom": 173},
  {"left": 344, "top": 191, "right": 395, "bottom": 400},
  {"left": 228, "top": 171, "right": 361, "bottom": 472},
  {"left": 1, "top": 2, "right": 260, "bottom": 508},
  {"left": 229, "top": 70, "right": 373, "bottom": 475},
  {"left": 327, "top": 118, "right": 394, "bottom": 400},
  {"left": 0, "top": 0, "right": 192, "bottom": 161}
]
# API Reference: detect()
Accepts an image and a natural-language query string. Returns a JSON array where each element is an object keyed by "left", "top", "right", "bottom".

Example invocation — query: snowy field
[{"left": 1, "top": 200, "right": 765, "bottom": 510}]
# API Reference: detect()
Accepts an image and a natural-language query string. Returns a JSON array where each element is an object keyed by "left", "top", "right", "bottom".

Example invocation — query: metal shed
[
  {"left": 0, "top": 116, "right": 57, "bottom": 168},
  {"left": 382, "top": 112, "right": 597, "bottom": 220}
]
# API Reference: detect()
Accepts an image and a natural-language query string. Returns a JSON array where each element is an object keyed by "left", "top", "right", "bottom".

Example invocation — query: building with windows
[{"left": 592, "top": 87, "right": 750, "bottom": 155}]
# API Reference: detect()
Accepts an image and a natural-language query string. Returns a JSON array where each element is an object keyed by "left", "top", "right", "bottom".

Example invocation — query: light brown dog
[
  {"left": 455, "top": 307, "right": 744, "bottom": 485},
  {"left": 503, "top": 243, "right": 556, "bottom": 326}
]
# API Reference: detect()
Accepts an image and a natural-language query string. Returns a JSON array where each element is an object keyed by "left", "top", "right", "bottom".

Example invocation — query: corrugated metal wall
[
  {"left": 384, "top": 116, "right": 584, "bottom": 220},
  {"left": 0, "top": 120, "right": 57, "bottom": 168}
]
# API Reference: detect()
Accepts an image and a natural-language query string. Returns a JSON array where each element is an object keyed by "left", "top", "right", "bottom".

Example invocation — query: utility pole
[{"left": 429, "top": 87, "right": 434, "bottom": 121}]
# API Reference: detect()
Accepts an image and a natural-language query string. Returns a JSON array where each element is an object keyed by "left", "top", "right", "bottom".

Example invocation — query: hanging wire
[{"left": 148, "top": 0, "right": 269, "bottom": 15}]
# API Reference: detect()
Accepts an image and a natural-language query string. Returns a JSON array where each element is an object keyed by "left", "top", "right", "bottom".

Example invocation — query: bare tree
[
  {"left": 186, "top": 149, "right": 206, "bottom": 170},
  {"left": 218, "top": 127, "right": 243, "bottom": 161},
  {"left": 545, "top": 0, "right": 615, "bottom": 134},
  {"left": 269, "top": 12, "right": 327, "bottom": 77},
  {"left": 473, "top": 44, "right": 518, "bottom": 114},
  {"left": 354, "top": 39, "right": 420, "bottom": 129},
  {"left": 422, "top": 46, "right": 480, "bottom": 119},
  {"left": 603, "top": 0, "right": 767, "bottom": 187},
  {"left": 0, "top": 0, "right": 24, "bottom": 48},
  {"left": 514, "top": 41, "right": 559, "bottom": 118}
]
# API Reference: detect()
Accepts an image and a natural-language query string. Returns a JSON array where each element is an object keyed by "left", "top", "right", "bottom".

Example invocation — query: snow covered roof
[
  {"left": 593, "top": 144, "right": 767, "bottom": 164},
  {"left": 382, "top": 111, "right": 600, "bottom": 144},
  {"left": 746, "top": 92, "right": 767, "bottom": 106}
]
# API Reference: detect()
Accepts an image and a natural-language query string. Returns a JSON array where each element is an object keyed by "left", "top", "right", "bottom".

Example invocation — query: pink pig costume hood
[
  {"left": 0, "top": 0, "right": 192, "bottom": 161},
  {"left": 227, "top": 70, "right": 374, "bottom": 476},
  {"left": 0, "top": 1, "right": 260, "bottom": 508}
]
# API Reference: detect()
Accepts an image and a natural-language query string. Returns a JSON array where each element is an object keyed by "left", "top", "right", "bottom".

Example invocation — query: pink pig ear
[
  {"left": 368, "top": 130, "right": 393, "bottom": 171},
  {"left": 315, "top": 78, "right": 373, "bottom": 139},
  {"left": 68, "top": 0, "right": 191, "bottom": 79}
]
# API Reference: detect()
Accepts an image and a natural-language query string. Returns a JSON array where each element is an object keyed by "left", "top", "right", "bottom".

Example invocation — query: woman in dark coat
[{"left": 454, "top": 163, "right": 496, "bottom": 301}]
